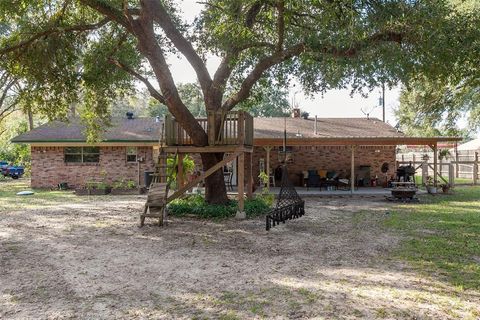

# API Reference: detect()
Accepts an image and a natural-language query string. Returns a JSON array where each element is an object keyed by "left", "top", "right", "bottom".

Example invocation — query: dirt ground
[{"left": 1, "top": 193, "right": 479, "bottom": 319}]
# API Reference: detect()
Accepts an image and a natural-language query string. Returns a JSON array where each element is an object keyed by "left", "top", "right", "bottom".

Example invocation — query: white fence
[{"left": 397, "top": 151, "right": 479, "bottom": 185}]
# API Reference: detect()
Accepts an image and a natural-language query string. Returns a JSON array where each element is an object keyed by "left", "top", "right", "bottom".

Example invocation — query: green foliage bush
[
  {"left": 167, "top": 154, "right": 196, "bottom": 187},
  {"left": 168, "top": 194, "right": 272, "bottom": 219},
  {"left": 112, "top": 179, "right": 136, "bottom": 189},
  {"left": 0, "top": 118, "right": 31, "bottom": 172}
]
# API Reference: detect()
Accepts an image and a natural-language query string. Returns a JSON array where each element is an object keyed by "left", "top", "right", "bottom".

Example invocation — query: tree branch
[
  {"left": 108, "top": 58, "right": 166, "bottom": 105},
  {"left": 221, "top": 30, "right": 404, "bottom": 110},
  {"left": 142, "top": 0, "right": 213, "bottom": 94},
  {"left": 276, "top": 0, "right": 285, "bottom": 52},
  {"left": 79, "top": 0, "right": 132, "bottom": 31},
  {"left": 130, "top": 8, "right": 209, "bottom": 146},
  {"left": 222, "top": 43, "right": 305, "bottom": 110},
  {"left": 210, "top": 42, "right": 276, "bottom": 108},
  {"left": 245, "top": 1, "right": 264, "bottom": 29},
  {"left": 0, "top": 100, "right": 19, "bottom": 120},
  {"left": 0, "top": 79, "right": 16, "bottom": 109},
  {"left": 0, "top": 18, "right": 110, "bottom": 55}
]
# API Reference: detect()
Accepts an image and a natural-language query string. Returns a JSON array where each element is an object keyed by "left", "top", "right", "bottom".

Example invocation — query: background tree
[
  {"left": 237, "top": 83, "right": 290, "bottom": 117},
  {"left": 1, "top": 0, "right": 478, "bottom": 203},
  {"left": 0, "top": 69, "right": 20, "bottom": 135},
  {"left": 395, "top": 76, "right": 479, "bottom": 139}
]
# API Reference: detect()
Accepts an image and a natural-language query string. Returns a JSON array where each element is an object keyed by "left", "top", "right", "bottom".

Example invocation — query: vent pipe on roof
[
  {"left": 126, "top": 112, "right": 134, "bottom": 119},
  {"left": 314, "top": 115, "right": 318, "bottom": 135}
]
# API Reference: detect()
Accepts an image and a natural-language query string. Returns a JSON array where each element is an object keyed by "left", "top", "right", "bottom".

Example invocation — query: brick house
[
  {"left": 12, "top": 114, "right": 459, "bottom": 189},
  {"left": 12, "top": 117, "right": 160, "bottom": 188}
]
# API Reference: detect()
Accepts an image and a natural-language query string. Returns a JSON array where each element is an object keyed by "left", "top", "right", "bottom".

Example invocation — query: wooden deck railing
[{"left": 164, "top": 111, "right": 253, "bottom": 147}]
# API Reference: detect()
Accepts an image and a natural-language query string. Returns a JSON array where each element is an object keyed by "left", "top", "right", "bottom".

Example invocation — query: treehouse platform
[
  {"left": 162, "top": 111, "right": 254, "bottom": 153},
  {"left": 142, "top": 111, "right": 255, "bottom": 225}
]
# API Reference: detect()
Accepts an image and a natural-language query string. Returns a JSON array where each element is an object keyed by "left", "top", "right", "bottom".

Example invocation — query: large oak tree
[{"left": 1, "top": 0, "right": 478, "bottom": 203}]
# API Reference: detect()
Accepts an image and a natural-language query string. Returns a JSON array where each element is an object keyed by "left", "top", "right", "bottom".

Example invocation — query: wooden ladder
[
  {"left": 141, "top": 148, "right": 243, "bottom": 227},
  {"left": 140, "top": 121, "right": 178, "bottom": 227},
  {"left": 141, "top": 148, "right": 169, "bottom": 226}
]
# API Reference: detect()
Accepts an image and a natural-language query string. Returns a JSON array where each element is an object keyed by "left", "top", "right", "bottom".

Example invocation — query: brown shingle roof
[
  {"left": 12, "top": 116, "right": 402, "bottom": 143},
  {"left": 11, "top": 117, "right": 161, "bottom": 143},
  {"left": 253, "top": 117, "right": 403, "bottom": 139}
]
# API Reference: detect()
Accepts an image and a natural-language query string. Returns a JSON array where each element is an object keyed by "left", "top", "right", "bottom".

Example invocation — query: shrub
[
  {"left": 113, "top": 179, "right": 137, "bottom": 189},
  {"left": 244, "top": 197, "right": 271, "bottom": 218},
  {"left": 168, "top": 195, "right": 272, "bottom": 220}
]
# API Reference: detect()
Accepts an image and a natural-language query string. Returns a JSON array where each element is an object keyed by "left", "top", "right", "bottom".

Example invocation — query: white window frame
[{"left": 126, "top": 146, "right": 138, "bottom": 163}]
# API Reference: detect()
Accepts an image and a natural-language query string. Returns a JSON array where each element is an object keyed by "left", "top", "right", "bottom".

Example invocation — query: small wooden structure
[{"left": 141, "top": 111, "right": 254, "bottom": 226}]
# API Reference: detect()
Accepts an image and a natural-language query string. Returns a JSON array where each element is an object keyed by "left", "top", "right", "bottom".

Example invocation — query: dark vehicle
[{"left": 0, "top": 161, "right": 24, "bottom": 179}]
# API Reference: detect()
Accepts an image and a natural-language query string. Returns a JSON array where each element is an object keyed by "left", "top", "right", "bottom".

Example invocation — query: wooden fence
[{"left": 397, "top": 157, "right": 479, "bottom": 186}]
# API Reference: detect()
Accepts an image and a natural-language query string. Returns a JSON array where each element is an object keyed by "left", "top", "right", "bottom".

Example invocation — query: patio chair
[
  {"left": 319, "top": 171, "right": 340, "bottom": 191},
  {"left": 336, "top": 173, "right": 358, "bottom": 191},
  {"left": 306, "top": 169, "right": 320, "bottom": 189}
]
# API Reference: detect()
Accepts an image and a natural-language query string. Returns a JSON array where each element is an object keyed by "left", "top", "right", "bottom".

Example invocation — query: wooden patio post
[
  {"left": 177, "top": 153, "right": 184, "bottom": 188},
  {"left": 264, "top": 146, "right": 272, "bottom": 187},
  {"left": 433, "top": 143, "right": 438, "bottom": 187},
  {"left": 246, "top": 151, "right": 253, "bottom": 199},
  {"left": 422, "top": 162, "right": 428, "bottom": 186},
  {"left": 448, "top": 163, "right": 455, "bottom": 187},
  {"left": 236, "top": 152, "right": 246, "bottom": 219},
  {"left": 474, "top": 152, "right": 479, "bottom": 185},
  {"left": 350, "top": 145, "right": 356, "bottom": 194},
  {"left": 455, "top": 143, "right": 459, "bottom": 178}
]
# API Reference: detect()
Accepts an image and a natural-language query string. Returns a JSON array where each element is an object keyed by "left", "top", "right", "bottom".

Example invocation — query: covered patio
[{"left": 255, "top": 136, "right": 462, "bottom": 194}]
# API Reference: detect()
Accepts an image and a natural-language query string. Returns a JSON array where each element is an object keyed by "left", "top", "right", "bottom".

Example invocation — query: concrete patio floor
[{"left": 224, "top": 186, "right": 427, "bottom": 197}]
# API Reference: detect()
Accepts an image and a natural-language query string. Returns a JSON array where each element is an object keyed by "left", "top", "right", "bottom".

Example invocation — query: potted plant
[
  {"left": 425, "top": 176, "right": 437, "bottom": 194},
  {"left": 441, "top": 183, "right": 451, "bottom": 193},
  {"left": 89, "top": 181, "right": 111, "bottom": 195},
  {"left": 75, "top": 180, "right": 111, "bottom": 195}
]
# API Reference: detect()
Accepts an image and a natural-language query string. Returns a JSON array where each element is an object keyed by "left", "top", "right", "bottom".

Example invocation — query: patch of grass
[
  {"left": 0, "top": 179, "right": 86, "bottom": 211},
  {"left": 168, "top": 195, "right": 271, "bottom": 219},
  {"left": 385, "top": 186, "right": 480, "bottom": 290},
  {"left": 414, "top": 175, "right": 474, "bottom": 186},
  {"left": 375, "top": 308, "right": 388, "bottom": 318},
  {"left": 297, "top": 288, "right": 318, "bottom": 303},
  {"left": 219, "top": 312, "right": 240, "bottom": 320}
]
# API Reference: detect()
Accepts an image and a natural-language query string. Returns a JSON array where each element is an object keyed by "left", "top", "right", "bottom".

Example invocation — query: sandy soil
[{"left": 1, "top": 194, "right": 479, "bottom": 319}]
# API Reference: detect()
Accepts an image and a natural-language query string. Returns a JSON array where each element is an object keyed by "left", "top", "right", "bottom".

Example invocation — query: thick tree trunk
[
  {"left": 201, "top": 152, "right": 229, "bottom": 204},
  {"left": 27, "top": 107, "right": 34, "bottom": 130},
  {"left": 128, "top": 7, "right": 230, "bottom": 204}
]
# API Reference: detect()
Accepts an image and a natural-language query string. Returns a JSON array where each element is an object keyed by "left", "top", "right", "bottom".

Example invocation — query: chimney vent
[
  {"left": 126, "top": 112, "right": 134, "bottom": 119},
  {"left": 314, "top": 115, "right": 318, "bottom": 135}
]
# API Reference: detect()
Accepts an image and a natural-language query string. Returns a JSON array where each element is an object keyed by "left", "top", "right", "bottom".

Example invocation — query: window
[
  {"left": 64, "top": 147, "right": 100, "bottom": 163},
  {"left": 126, "top": 147, "right": 137, "bottom": 162}
]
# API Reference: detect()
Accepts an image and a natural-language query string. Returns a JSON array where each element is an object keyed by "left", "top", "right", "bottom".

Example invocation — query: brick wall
[
  {"left": 182, "top": 145, "right": 396, "bottom": 188},
  {"left": 250, "top": 145, "right": 396, "bottom": 186},
  {"left": 31, "top": 146, "right": 155, "bottom": 188},
  {"left": 31, "top": 144, "right": 394, "bottom": 189}
]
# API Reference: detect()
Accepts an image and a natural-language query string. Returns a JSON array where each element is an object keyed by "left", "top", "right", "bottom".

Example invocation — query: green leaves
[
  {"left": 396, "top": 76, "right": 479, "bottom": 138},
  {"left": 1, "top": 0, "right": 478, "bottom": 139}
]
